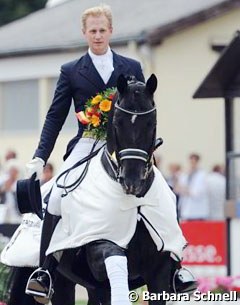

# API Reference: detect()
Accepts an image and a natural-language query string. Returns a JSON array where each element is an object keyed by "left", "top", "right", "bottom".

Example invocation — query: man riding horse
[{"left": 5, "top": 4, "right": 197, "bottom": 305}]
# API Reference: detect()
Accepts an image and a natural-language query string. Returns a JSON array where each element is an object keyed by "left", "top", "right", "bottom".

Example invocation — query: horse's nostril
[
  {"left": 121, "top": 181, "right": 131, "bottom": 194},
  {"left": 123, "top": 182, "right": 139, "bottom": 195},
  {"left": 129, "top": 185, "right": 134, "bottom": 194},
  {"left": 124, "top": 182, "right": 131, "bottom": 194}
]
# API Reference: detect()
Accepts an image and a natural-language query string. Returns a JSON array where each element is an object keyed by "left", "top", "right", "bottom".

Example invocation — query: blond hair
[{"left": 82, "top": 4, "right": 113, "bottom": 30}]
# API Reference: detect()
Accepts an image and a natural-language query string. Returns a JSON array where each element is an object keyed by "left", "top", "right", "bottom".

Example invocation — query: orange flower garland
[{"left": 76, "top": 87, "right": 116, "bottom": 139}]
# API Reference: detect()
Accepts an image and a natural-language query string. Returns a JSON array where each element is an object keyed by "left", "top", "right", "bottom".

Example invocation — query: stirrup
[
  {"left": 172, "top": 267, "right": 197, "bottom": 295},
  {"left": 25, "top": 268, "right": 54, "bottom": 303}
]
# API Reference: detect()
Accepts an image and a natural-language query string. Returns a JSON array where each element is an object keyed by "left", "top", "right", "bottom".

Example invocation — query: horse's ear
[
  {"left": 146, "top": 74, "right": 158, "bottom": 95},
  {"left": 117, "top": 74, "right": 128, "bottom": 94}
]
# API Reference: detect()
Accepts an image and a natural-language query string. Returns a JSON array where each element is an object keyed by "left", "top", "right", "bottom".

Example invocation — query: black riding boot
[
  {"left": 26, "top": 210, "right": 60, "bottom": 304},
  {"left": 170, "top": 259, "right": 197, "bottom": 294},
  {"left": 25, "top": 255, "right": 58, "bottom": 304},
  {"left": 40, "top": 210, "right": 61, "bottom": 265}
]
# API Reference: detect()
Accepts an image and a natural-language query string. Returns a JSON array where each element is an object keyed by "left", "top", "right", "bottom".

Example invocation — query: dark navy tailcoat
[{"left": 34, "top": 51, "right": 145, "bottom": 162}]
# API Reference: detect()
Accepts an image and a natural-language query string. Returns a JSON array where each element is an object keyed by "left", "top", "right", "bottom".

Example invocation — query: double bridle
[
  {"left": 56, "top": 89, "right": 157, "bottom": 197},
  {"left": 103, "top": 97, "right": 156, "bottom": 182}
]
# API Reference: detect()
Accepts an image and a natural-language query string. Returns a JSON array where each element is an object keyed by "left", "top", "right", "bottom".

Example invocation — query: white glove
[{"left": 26, "top": 157, "right": 45, "bottom": 180}]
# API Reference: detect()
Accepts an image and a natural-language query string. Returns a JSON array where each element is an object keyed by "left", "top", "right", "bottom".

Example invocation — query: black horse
[
  {"left": 49, "top": 73, "right": 180, "bottom": 305},
  {"left": 11, "top": 74, "right": 193, "bottom": 305}
]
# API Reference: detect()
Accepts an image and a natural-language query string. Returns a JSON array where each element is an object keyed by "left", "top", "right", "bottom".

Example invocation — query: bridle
[
  {"left": 55, "top": 83, "right": 157, "bottom": 197},
  {"left": 103, "top": 95, "right": 156, "bottom": 183}
]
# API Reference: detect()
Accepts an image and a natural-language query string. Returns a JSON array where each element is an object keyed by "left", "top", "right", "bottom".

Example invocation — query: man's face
[{"left": 83, "top": 14, "right": 112, "bottom": 55}]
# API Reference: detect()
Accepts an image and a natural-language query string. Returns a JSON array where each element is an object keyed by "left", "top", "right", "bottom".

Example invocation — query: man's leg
[
  {"left": 170, "top": 257, "right": 197, "bottom": 294},
  {"left": 25, "top": 211, "right": 60, "bottom": 304},
  {"left": 25, "top": 256, "right": 76, "bottom": 305},
  {"left": 25, "top": 255, "right": 58, "bottom": 304}
]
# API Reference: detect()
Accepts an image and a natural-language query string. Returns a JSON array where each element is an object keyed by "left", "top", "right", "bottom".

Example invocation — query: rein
[
  {"left": 56, "top": 79, "right": 157, "bottom": 197},
  {"left": 102, "top": 98, "right": 156, "bottom": 185},
  {"left": 56, "top": 140, "right": 106, "bottom": 197}
]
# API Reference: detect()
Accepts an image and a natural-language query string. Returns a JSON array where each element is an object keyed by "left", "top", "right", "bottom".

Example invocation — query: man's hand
[{"left": 26, "top": 157, "right": 45, "bottom": 180}]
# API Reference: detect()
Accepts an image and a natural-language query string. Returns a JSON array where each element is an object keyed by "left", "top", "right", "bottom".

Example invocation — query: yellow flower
[
  {"left": 91, "top": 95, "right": 102, "bottom": 105},
  {"left": 99, "top": 99, "right": 112, "bottom": 112},
  {"left": 91, "top": 114, "right": 101, "bottom": 127}
]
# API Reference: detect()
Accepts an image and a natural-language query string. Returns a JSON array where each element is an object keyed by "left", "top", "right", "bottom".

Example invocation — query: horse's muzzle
[{"left": 120, "top": 178, "right": 144, "bottom": 196}]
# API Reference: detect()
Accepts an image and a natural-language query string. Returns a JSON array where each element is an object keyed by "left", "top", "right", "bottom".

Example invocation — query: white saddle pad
[{"left": 1, "top": 213, "right": 42, "bottom": 267}]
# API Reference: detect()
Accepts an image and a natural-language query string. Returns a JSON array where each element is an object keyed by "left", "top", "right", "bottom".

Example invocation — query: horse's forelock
[{"left": 120, "top": 82, "right": 154, "bottom": 111}]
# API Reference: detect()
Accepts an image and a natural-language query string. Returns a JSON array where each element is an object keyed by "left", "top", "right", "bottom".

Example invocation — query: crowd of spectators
[
  {"left": 165, "top": 153, "right": 226, "bottom": 221},
  {"left": 0, "top": 149, "right": 54, "bottom": 224}
]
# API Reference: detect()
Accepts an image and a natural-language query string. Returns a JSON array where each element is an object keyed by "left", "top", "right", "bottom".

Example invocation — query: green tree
[{"left": 0, "top": 0, "right": 48, "bottom": 27}]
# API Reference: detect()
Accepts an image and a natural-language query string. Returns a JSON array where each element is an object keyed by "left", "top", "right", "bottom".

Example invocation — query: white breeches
[{"left": 46, "top": 138, "right": 105, "bottom": 215}]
